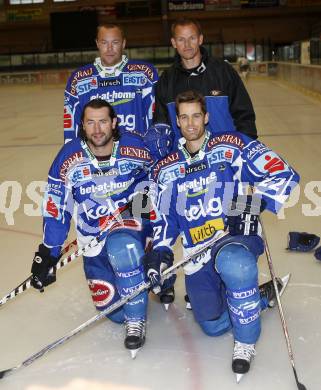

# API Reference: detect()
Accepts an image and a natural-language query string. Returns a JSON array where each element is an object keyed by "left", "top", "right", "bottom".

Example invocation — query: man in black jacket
[{"left": 153, "top": 18, "right": 258, "bottom": 140}]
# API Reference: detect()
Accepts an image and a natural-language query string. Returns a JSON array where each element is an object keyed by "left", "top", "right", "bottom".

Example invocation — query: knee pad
[
  {"left": 106, "top": 231, "right": 145, "bottom": 272},
  {"left": 199, "top": 310, "right": 232, "bottom": 337},
  {"left": 216, "top": 244, "right": 258, "bottom": 288}
]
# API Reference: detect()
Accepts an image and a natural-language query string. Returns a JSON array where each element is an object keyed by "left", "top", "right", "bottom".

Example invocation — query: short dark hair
[
  {"left": 171, "top": 18, "right": 202, "bottom": 37},
  {"left": 175, "top": 90, "right": 207, "bottom": 116},
  {"left": 79, "top": 99, "right": 120, "bottom": 141},
  {"left": 96, "top": 23, "right": 125, "bottom": 40}
]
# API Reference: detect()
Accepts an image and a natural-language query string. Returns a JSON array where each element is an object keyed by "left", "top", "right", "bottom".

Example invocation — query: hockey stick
[
  {"left": 260, "top": 217, "right": 306, "bottom": 390},
  {"left": 0, "top": 230, "right": 229, "bottom": 379},
  {"left": 0, "top": 204, "right": 128, "bottom": 308}
]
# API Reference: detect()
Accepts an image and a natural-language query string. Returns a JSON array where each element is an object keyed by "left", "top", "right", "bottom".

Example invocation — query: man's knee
[
  {"left": 199, "top": 310, "right": 232, "bottom": 337},
  {"left": 216, "top": 244, "right": 258, "bottom": 283}
]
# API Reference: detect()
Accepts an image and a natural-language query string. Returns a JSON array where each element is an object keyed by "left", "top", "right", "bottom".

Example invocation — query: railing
[{"left": 0, "top": 41, "right": 273, "bottom": 72}]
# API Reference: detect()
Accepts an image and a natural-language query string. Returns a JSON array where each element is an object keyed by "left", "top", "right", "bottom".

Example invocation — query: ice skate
[
  {"left": 184, "top": 294, "right": 192, "bottom": 310},
  {"left": 124, "top": 319, "right": 146, "bottom": 359},
  {"left": 260, "top": 274, "right": 290, "bottom": 308},
  {"left": 232, "top": 341, "right": 256, "bottom": 383},
  {"left": 159, "top": 286, "right": 175, "bottom": 310}
]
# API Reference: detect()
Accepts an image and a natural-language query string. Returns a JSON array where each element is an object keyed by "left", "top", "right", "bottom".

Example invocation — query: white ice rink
[{"left": 0, "top": 78, "right": 320, "bottom": 390}]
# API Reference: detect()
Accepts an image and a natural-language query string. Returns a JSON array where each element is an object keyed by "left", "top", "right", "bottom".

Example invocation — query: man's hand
[
  {"left": 31, "top": 244, "right": 59, "bottom": 290},
  {"left": 143, "top": 249, "right": 174, "bottom": 294}
]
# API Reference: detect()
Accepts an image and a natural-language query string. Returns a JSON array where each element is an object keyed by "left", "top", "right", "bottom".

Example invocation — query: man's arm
[
  {"left": 142, "top": 64, "right": 159, "bottom": 130},
  {"left": 239, "top": 138, "right": 300, "bottom": 213},
  {"left": 31, "top": 153, "right": 73, "bottom": 289},
  {"left": 64, "top": 73, "right": 82, "bottom": 143}
]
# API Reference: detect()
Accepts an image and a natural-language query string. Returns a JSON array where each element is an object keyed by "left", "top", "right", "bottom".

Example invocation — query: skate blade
[
  {"left": 279, "top": 273, "right": 291, "bottom": 297},
  {"left": 130, "top": 347, "right": 141, "bottom": 359},
  {"left": 236, "top": 373, "right": 243, "bottom": 383},
  {"left": 268, "top": 273, "right": 291, "bottom": 308}
]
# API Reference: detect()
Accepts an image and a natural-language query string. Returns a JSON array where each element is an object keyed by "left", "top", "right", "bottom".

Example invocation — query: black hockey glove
[
  {"left": 226, "top": 195, "right": 266, "bottom": 236},
  {"left": 143, "top": 249, "right": 174, "bottom": 295},
  {"left": 31, "top": 244, "right": 59, "bottom": 290}
]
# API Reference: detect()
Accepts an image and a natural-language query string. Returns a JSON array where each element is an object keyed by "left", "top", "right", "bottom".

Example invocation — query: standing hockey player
[
  {"left": 31, "top": 99, "right": 152, "bottom": 358},
  {"left": 238, "top": 56, "right": 250, "bottom": 81},
  {"left": 143, "top": 90, "right": 299, "bottom": 380},
  {"left": 64, "top": 23, "right": 157, "bottom": 143},
  {"left": 153, "top": 18, "right": 257, "bottom": 140}
]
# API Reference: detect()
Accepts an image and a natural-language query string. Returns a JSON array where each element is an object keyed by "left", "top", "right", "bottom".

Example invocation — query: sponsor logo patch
[
  {"left": 246, "top": 143, "right": 269, "bottom": 160},
  {"left": 207, "top": 147, "right": 234, "bottom": 166},
  {"left": 88, "top": 279, "right": 115, "bottom": 308},
  {"left": 127, "top": 64, "right": 154, "bottom": 80},
  {"left": 158, "top": 163, "right": 185, "bottom": 184},
  {"left": 90, "top": 91, "right": 136, "bottom": 104},
  {"left": 63, "top": 105, "right": 73, "bottom": 130},
  {"left": 177, "top": 171, "right": 217, "bottom": 196},
  {"left": 60, "top": 152, "right": 83, "bottom": 180},
  {"left": 122, "top": 72, "right": 147, "bottom": 86},
  {"left": 79, "top": 178, "right": 134, "bottom": 198},
  {"left": 185, "top": 162, "right": 207, "bottom": 175},
  {"left": 153, "top": 152, "right": 180, "bottom": 179},
  {"left": 189, "top": 218, "right": 224, "bottom": 244},
  {"left": 43, "top": 194, "right": 61, "bottom": 220},
  {"left": 118, "top": 160, "right": 143, "bottom": 175},
  {"left": 185, "top": 197, "right": 223, "bottom": 222},
  {"left": 120, "top": 146, "right": 150, "bottom": 160},
  {"left": 253, "top": 151, "right": 288, "bottom": 175},
  {"left": 208, "top": 134, "right": 245, "bottom": 150},
  {"left": 76, "top": 77, "right": 98, "bottom": 95},
  {"left": 99, "top": 79, "right": 121, "bottom": 87},
  {"left": 69, "top": 165, "right": 92, "bottom": 184}
]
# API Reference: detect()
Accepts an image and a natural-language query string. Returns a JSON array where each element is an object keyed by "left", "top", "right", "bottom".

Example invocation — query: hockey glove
[
  {"left": 226, "top": 195, "right": 266, "bottom": 236},
  {"left": 31, "top": 244, "right": 59, "bottom": 290},
  {"left": 143, "top": 123, "right": 174, "bottom": 161},
  {"left": 143, "top": 249, "right": 174, "bottom": 295},
  {"left": 287, "top": 232, "right": 320, "bottom": 252}
]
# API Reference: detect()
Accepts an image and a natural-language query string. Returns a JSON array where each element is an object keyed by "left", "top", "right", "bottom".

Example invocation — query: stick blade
[{"left": 0, "top": 367, "right": 14, "bottom": 379}]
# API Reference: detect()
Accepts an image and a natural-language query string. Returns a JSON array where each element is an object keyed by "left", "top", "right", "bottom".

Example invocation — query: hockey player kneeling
[
  {"left": 31, "top": 99, "right": 153, "bottom": 359},
  {"left": 143, "top": 90, "right": 299, "bottom": 381}
]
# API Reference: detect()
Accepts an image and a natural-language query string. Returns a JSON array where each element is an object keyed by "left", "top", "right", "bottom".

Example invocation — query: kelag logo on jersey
[
  {"left": 207, "top": 147, "right": 234, "bottom": 166},
  {"left": 122, "top": 72, "right": 147, "bottom": 86},
  {"left": 69, "top": 165, "right": 92, "bottom": 184},
  {"left": 158, "top": 163, "right": 185, "bottom": 184},
  {"left": 118, "top": 160, "right": 142, "bottom": 175},
  {"left": 76, "top": 77, "right": 98, "bottom": 95}
]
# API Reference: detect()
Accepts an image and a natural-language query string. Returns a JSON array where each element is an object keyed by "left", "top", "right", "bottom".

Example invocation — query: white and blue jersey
[
  {"left": 151, "top": 130, "right": 300, "bottom": 266},
  {"left": 150, "top": 130, "right": 299, "bottom": 343},
  {"left": 43, "top": 132, "right": 152, "bottom": 259},
  {"left": 64, "top": 56, "right": 158, "bottom": 143}
]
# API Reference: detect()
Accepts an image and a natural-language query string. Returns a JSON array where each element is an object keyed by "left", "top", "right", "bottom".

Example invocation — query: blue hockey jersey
[
  {"left": 150, "top": 130, "right": 300, "bottom": 260},
  {"left": 64, "top": 56, "right": 158, "bottom": 143},
  {"left": 42, "top": 132, "right": 152, "bottom": 258}
]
